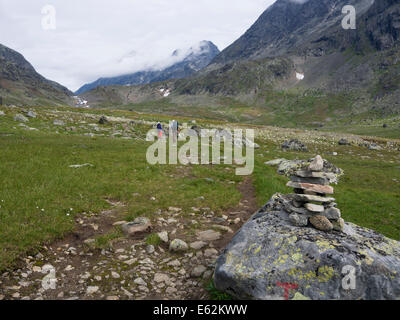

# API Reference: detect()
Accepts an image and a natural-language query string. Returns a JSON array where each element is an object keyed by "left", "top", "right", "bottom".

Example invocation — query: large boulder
[{"left": 214, "top": 195, "right": 400, "bottom": 300}]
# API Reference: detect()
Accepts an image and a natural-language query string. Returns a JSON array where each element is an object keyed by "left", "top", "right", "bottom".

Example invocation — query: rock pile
[
  {"left": 281, "top": 139, "right": 308, "bottom": 152},
  {"left": 214, "top": 155, "right": 400, "bottom": 301},
  {"left": 280, "top": 155, "right": 344, "bottom": 232}
]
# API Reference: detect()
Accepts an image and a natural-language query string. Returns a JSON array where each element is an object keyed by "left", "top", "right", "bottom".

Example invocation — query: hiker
[{"left": 157, "top": 122, "right": 163, "bottom": 139}]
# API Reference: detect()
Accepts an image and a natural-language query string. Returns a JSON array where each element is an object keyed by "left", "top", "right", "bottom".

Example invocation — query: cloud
[{"left": 0, "top": 0, "right": 276, "bottom": 91}]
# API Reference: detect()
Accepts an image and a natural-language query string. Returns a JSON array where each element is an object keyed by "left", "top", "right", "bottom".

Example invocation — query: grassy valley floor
[{"left": 0, "top": 105, "right": 399, "bottom": 300}]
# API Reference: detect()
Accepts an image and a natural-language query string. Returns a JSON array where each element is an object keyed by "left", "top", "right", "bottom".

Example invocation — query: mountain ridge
[
  {"left": 0, "top": 43, "right": 73, "bottom": 106},
  {"left": 80, "top": 0, "right": 400, "bottom": 125},
  {"left": 75, "top": 40, "right": 220, "bottom": 95}
]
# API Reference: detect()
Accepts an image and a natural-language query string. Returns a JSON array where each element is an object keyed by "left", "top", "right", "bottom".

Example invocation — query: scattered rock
[
  {"left": 368, "top": 143, "right": 382, "bottom": 151},
  {"left": 190, "top": 241, "right": 207, "bottom": 250},
  {"left": 99, "top": 116, "right": 109, "bottom": 125},
  {"left": 332, "top": 218, "right": 345, "bottom": 232},
  {"left": 287, "top": 181, "right": 334, "bottom": 195},
  {"left": 69, "top": 163, "right": 94, "bottom": 169},
  {"left": 32, "top": 266, "right": 42, "bottom": 273},
  {"left": 86, "top": 286, "right": 99, "bottom": 295},
  {"left": 134, "top": 278, "right": 147, "bottom": 286},
  {"left": 277, "top": 160, "right": 305, "bottom": 175},
  {"left": 282, "top": 139, "right": 308, "bottom": 152},
  {"left": 212, "top": 225, "right": 234, "bottom": 233},
  {"left": 113, "top": 221, "right": 127, "bottom": 226},
  {"left": 191, "top": 266, "right": 207, "bottom": 278},
  {"left": 305, "top": 203, "right": 325, "bottom": 213},
  {"left": 146, "top": 245, "right": 155, "bottom": 254},
  {"left": 14, "top": 114, "right": 29, "bottom": 123},
  {"left": 309, "top": 155, "right": 324, "bottom": 172},
  {"left": 165, "top": 287, "right": 177, "bottom": 295},
  {"left": 64, "top": 265, "right": 74, "bottom": 271},
  {"left": 289, "top": 213, "right": 309, "bottom": 227},
  {"left": 197, "top": 230, "right": 221, "bottom": 242},
  {"left": 121, "top": 217, "right": 152, "bottom": 236},
  {"left": 53, "top": 120, "right": 65, "bottom": 126},
  {"left": 157, "top": 231, "right": 169, "bottom": 243},
  {"left": 310, "top": 215, "right": 334, "bottom": 231},
  {"left": 323, "top": 207, "right": 341, "bottom": 220},
  {"left": 26, "top": 111, "right": 37, "bottom": 118},
  {"left": 169, "top": 239, "right": 188, "bottom": 252},
  {"left": 204, "top": 248, "right": 219, "bottom": 258},
  {"left": 265, "top": 158, "right": 286, "bottom": 166},
  {"left": 154, "top": 273, "right": 170, "bottom": 283},
  {"left": 338, "top": 138, "right": 351, "bottom": 146}
]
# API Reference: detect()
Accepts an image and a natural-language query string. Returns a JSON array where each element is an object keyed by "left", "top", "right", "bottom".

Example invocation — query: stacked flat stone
[{"left": 283, "top": 155, "right": 344, "bottom": 232}]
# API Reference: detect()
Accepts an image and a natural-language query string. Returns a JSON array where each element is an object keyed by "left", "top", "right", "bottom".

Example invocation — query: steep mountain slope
[
  {"left": 0, "top": 43, "right": 73, "bottom": 106},
  {"left": 172, "top": 0, "right": 400, "bottom": 110},
  {"left": 209, "top": 0, "right": 376, "bottom": 65},
  {"left": 75, "top": 41, "right": 220, "bottom": 95}
]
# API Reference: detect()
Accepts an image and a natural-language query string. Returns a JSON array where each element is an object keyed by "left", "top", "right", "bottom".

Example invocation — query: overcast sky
[{"left": 0, "top": 0, "right": 275, "bottom": 91}]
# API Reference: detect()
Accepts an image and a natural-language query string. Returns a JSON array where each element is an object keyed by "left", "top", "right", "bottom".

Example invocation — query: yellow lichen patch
[
  {"left": 359, "top": 250, "right": 374, "bottom": 265},
  {"left": 288, "top": 268, "right": 317, "bottom": 282},
  {"left": 287, "top": 235, "right": 298, "bottom": 245},
  {"left": 379, "top": 239, "right": 400, "bottom": 256},
  {"left": 317, "top": 266, "right": 336, "bottom": 283},
  {"left": 292, "top": 292, "right": 311, "bottom": 300},
  {"left": 316, "top": 240, "right": 335, "bottom": 252},
  {"left": 291, "top": 253, "right": 304, "bottom": 264},
  {"left": 245, "top": 243, "right": 257, "bottom": 254},
  {"left": 254, "top": 246, "right": 262, "bottom": 254}
]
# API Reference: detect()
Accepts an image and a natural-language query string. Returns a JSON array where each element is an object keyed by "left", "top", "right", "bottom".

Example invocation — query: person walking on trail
[{"left": 157, "top": 122, "right": 163, "bottom": 139}]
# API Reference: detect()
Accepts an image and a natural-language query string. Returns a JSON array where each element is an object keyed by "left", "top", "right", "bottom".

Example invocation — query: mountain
[
  {"left": 75, "top": 41, "right": 220, "bottom": 95},
  {"left": 174, "top": 0, "right": 400, "bottom": 110},
  {"left": 81, "top": 0, "right": 400, "bottom": 126},
  {"left": 0, "top": 43, "right": 73, "bottom": 106},
  {"left": 210, "top": 0, "right": 375, "bottom": 65}
]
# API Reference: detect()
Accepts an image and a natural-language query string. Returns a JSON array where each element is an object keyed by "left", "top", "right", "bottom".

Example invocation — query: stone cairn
[{"left": 282, "top": 155, "right": 345, "bottom": 232}]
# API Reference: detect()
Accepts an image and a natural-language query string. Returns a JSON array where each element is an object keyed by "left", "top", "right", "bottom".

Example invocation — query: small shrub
[
  {"left": 146, "top": 233, "right": 161, "bottom": 246},
  {"left": 206, "top": 280, "right": 232, "bottom": 300}
]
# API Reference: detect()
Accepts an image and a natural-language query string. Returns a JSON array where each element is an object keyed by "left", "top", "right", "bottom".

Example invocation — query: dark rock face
[
  {"left": 211, "top": 0, "right": 399, "bottom": 65},
  {"left": 0, "top": 43, "right": 72, "bottom": 106},
  {"left": 214, "top": 195, "right": 400, "bottom": 300},
  {"left": 76, "top": 41, "right": 220, "bottom": 95}
]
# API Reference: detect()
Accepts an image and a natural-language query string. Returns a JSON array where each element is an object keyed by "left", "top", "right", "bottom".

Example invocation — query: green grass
[
  {"left": 206, "top": 280, "right": 232, "bottom": 300},
  {"left": 146, "top": 233, "right": 161, "bottom": 246},
  {"left": 0, "top": 110, "right": 242, "bottom": 270},
  {"left": 94, "top": 229, "right": 123, "bottom": 249},
  {"left": 0, "top": 105, "right": 399, "bottom": 272},
  {"left": 253, "top": 142, "right": 400, "bottom": 240}
]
